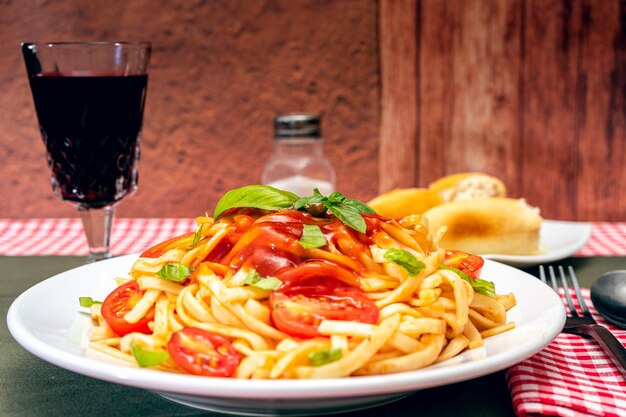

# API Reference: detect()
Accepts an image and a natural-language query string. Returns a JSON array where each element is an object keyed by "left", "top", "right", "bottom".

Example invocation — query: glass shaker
[{"left": 261, "top": 113, "right": 336, "bottom": 196}]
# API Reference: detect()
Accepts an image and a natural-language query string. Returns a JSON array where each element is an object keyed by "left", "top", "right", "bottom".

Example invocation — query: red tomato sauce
[{"left": 203, "top": 209, "right": 393, "bottom": 287}]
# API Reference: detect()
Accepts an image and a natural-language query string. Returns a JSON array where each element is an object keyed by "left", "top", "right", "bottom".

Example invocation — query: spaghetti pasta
[{"left": 86, "top": 188, "right": 516, "bottom": 379}]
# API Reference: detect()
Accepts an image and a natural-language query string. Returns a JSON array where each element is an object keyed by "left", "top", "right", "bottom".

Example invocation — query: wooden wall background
[
  {"left": 381, "top": 0, "right": 625, "bottom": 221},
  {"left": 0, "top": 0, "right": 624, "bottom": 221}
]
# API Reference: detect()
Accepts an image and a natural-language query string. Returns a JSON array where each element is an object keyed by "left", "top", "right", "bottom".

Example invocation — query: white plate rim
[
  {"left": 7, "top": 255, "right": 566, "bottom": 401},
  {"left": 483, "top": 220, "right": 592, "bottom": 267}
]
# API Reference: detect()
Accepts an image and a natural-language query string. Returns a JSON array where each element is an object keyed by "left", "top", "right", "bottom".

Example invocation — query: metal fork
[{"left": 540, "top": 265, "right": 626, "bottom": 376}]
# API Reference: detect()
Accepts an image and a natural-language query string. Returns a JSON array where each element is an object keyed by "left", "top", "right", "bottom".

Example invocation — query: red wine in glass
[
  {"left": 22, "top": 42, "right": 151, "bottom": 262},
  {"left": 29, "top": 73, "right": 148, "bottom": 209}
]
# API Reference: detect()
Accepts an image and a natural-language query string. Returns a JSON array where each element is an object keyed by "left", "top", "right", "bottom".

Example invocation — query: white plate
[
  {"left": 483, "top": 220, "right": 592, "bottom": 267},
  {"left": 7, "top": 255, "right": 565, "bottom": 416}
]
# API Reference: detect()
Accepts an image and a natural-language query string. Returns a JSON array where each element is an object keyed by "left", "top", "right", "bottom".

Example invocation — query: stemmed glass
[{"left": 22, "top": 42, "right": 151, "bottom": 262}]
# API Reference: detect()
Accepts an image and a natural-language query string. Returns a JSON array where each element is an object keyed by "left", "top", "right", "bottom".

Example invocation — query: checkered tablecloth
[
  {"left": 0, "top": 218, "right": 196, "bottom": 256},
  {"left": 507, "top": 289, "right": 626, "bottom": 417},
  {"left": 0, "top": 218, "right": 624, "bottom": 257},
  {"left": 576, "top": 223, "right": 626, "bottom": 257}
]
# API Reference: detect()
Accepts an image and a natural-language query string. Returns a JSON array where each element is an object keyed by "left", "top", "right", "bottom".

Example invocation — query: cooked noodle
[{"left": 87, "top": 208, "right": 516, "bottom": 378}]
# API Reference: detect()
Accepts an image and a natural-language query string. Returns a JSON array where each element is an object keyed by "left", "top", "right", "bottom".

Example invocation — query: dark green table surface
[{"left": 2, "top": 256, "right": 624, "bottom": 417}]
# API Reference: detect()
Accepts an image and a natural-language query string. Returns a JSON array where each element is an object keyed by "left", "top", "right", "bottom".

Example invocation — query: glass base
[
  {"left": 77, "top": 206, "right": 115, "bottom": 262},
  {"left": 86, "top": 251, "right": 113, "bottom": 263}
]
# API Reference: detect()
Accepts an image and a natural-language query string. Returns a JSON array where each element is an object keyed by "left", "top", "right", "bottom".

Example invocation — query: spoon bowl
[{"left": 590, "top": 270, "right": 626, "bottom": 329}]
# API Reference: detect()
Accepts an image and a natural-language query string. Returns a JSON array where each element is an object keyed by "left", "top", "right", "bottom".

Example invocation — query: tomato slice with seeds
[
  {"left": 444, "top": 249, "right": 485, "bottom": 279},
  {"left": 101, "top": 281, "right": 154, "bottom": 336},
  {"left": 270, "top": 279, "right": 379, "bottom": 339},
  {"left": 167, "top": 328, "right": 239, "bottom": 377},
  {"left": 277, "top": 260, "right": 360, "bottom": 289}
]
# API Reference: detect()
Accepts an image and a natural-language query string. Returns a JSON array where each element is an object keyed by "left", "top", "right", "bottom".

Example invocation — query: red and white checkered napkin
[
  {"left": 0, "top": 219, "right": 625, "bottom": 257},
  {"left": 577, "top": 223, "right": 626, "bottom": 257},
  {"left": 0, "top": 218, "right": 196, "bottom": 256},
  {"left": 507, "top": 289, "right": 626, "bottom": 417}
]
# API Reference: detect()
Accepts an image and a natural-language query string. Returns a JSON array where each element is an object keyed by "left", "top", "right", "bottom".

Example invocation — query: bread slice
[
  {"left": 429, "top": 173, "right": 507, "bottom": 202},
  {"left": 423, "top": 197, "right": 543, "bottom": 255}
]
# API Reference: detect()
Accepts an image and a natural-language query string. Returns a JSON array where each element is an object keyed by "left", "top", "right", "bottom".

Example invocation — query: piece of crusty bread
[
  {"left": 423, "top": 197, "right": 543, "bottom": 255},
  {"left": 429, "top": 172, "right": 507, "bottom": 202}
]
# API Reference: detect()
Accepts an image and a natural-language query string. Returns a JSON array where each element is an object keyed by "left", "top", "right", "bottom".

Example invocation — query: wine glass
[{"left": 21, "top": 42, "right": 151, "bottom": 262}]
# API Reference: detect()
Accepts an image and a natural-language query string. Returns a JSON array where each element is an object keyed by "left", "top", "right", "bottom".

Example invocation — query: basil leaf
[
  {"left": 326, "top": 204, "right": 367, "bottom": 234},
  {"left": 295, "top": 190, "right": 373, "bottom": 232},
  {"left": 293, "top": 195, "right": 326, "bottom": 211},
  {"left": 309, "top": 348, "right": 343, "bottom": 366},
  {"left": 79, "top": 297, "right": 101, "bottom": 308},
  {"left": 384, "top": 248, "right": 425, "bottom": 276},
  {"left": 186, "top": 223, "right": 204, "bottom": 250},
  {"left": 299, "top": 225, "right": 327, "bottom": 248},
  {"left": 131, "top": 345, "right": 170, "bottom": 367},
  {"left": 244, "top": 269, "right": 263, "bottom": 285},
  {"left": 156, "top": 263, "right": 192, "bottom": 282},
  {"left": 252, "top": 277, "right": 282, "bottom": 290},
  {"left": 244, "top": 269, "right": 282, "bottom": 290},
  {"left": 342, "top": 198, "right": 376, "bottom": 214},
  {"left": 439, "top": 265, "right": 496, "bottom": 298},
  {"left": 470, "top": 278, "right": 497, "bottom": 298},
  {"left": 213, "top": 185, "right": 299, "bottom": 218},
  {"left": 325, "top": 190, "right": 374, "bottom": 215},
  {"left": 327, "top": 192, "right": 346, "bottom": 205}
]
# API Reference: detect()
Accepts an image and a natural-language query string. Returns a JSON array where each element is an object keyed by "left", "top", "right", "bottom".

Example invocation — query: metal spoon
[{"left": 590, "top": 270, "right": 626, "bottom": 329}]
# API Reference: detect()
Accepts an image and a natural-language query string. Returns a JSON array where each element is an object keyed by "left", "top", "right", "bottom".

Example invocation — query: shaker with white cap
[{"left": 261, "top": 113, "right": 336, "bottom": 196}]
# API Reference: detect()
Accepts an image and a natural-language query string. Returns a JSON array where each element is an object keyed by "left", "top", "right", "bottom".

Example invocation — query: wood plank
[
  {"left": 417, "top": 0, "right": 457, "bottom": 184},
  {"left": 418, "top": 0, "right": 523, "bottom": 195},
  {"left": 378, "top": 0, "right": 418, "bottom": 192},
  {"left": 575, "top": 0, "right": 626, "bottom": 221},
  {"left": 521, "top": 0, "right": 584, "bottom": 220}
]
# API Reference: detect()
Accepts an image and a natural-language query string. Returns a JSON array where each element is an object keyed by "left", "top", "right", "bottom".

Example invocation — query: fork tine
[
  {"left": 547, "top": 265, "right": 559, "bottom": 293},
  {"left": 539, "top": 265, "right": 547, "bottom": 284},
  {"left": 568, "top": 266, "right": 590, "bottom": 316},
  {"left": 557, "top": 265, "right": 578, "bottom": 317}
]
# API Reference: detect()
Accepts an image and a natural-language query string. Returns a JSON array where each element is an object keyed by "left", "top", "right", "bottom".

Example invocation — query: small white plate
[
  {"left": 7, "top": 255, "right": 565, "bottom": 416},
  {"left": 483, "top": 220, "right": 592, "bottom": 267}
]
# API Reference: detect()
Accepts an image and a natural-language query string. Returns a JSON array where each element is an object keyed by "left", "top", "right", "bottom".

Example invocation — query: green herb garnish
[
  {"left": 186, "top": 223, "right": 204, "bottom": 250},
  {"left": 439, "top": 265, "right": 496, "bottom": 298},
  {"left": 294, "top": 189, "right": 375, "bottom": 233},
  {"left": 384, "top": 248, "right": 425, "bottom": 276},
  {"left": 299, "top": 224, "right": 327, "bottom": 249},
  {"left": 213, "top": 185, "right": 299, "bottom": 218},
  {"left": 78, "top": 297, "right": 102, "bottom": 308},
  {"left": 131, "top": 345, "right": 170, "bottom": 367},
  {"left": 309, "top": 348, "right": 343, "bottom": 366},
  {"left": 244, "top": 269, "right": 282, "bottom": 290},
  {"left": 156, "top": 263, "right": 192, "bottom": 282},
  {"left": 212, "top": 185, "right": 375, "bottom": 234}
]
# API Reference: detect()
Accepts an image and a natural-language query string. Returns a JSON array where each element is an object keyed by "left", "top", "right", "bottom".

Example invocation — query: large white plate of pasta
[
  {"left": 8, "top": 186, "right": 566, "bottom": 416},
  {"left": 8, "top": 256, "right": 564, "bottom": 415}
]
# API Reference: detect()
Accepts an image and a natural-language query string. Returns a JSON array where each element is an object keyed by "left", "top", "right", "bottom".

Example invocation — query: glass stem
[{"left": 78, "top": 206, "right": 114, "bottom": 262}]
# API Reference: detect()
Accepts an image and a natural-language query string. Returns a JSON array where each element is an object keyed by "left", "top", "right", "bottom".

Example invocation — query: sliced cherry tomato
[
  {"left": 140, "top": 232, "right": 194, "bottom": 258},
  {"left": 167, "top": 328, "right": 239, "bottom": 377},
  {"left": 277, "top": 260, "right": 360, "bottom": 289},
  {"left": 444, "top": 249, "right": 485, "bottom": 279},
  {"left": 270, "top": 279, "right": 379, "bottom": 339},
  {"left": 101, "top": 281, "right": 154, "bottom": 336}
]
